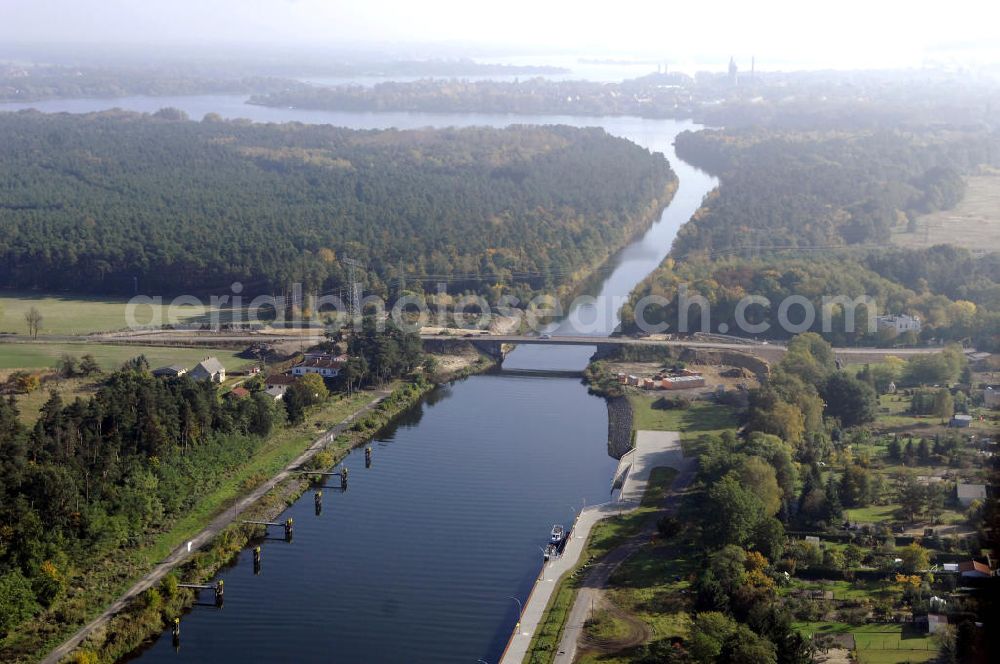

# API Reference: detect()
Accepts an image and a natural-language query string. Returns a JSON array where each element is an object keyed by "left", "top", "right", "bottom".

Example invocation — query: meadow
[
  {"left": 628, "top": 394, "right": 739, "bottom": 440},
  {"left": 892, "top": 174, "right": 1000, "bottom": 253},
  {"left": 0, "top": 291, "right": 217, "bottom": 335}
]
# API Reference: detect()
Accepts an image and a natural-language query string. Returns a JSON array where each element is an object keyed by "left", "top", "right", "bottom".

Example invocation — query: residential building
[
  {"left": 264, "top": 386, "right": 287, "bottom": 400},
  {"left": 876, "top": 314, "right": 922, "bottom": 335},
  {"left": 956, "top": 483, "right": 987, "bottom": 506},
  {"left": 291, "top": 353, "right": 347, "bottom": 378},
  {"left": 226, "top": 386, "right": 250, "bottom": 400},
  {"left": 265, "top": 374, "right": 297, "bottom": 391},
  {"left": 984, "top": 386, "right": 1000, "bottom": 409},
  {"left": 152, "top": 364, "right": 187, "bottom": 378},
  {"left": 189, "top": 357, "right": 226, "bottom": 383},
  {"left": 957, "top": 560, "right": 992, "bottom": 578},
  {"left": 949, "top": 414, "right": 973, "bottom": 428},
  {"left": 965, "top": 351, "right": 993, "bottom": 370}
]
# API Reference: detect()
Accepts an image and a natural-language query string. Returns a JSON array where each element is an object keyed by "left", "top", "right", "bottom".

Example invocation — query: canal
[{"left": 2, "top": 96, "right": 716, "bottom": 662}]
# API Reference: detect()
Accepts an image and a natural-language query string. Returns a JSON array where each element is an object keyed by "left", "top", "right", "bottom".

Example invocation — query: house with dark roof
[
  {"left": 189, "top": 357, "right": 226, "bottom": 383},
  {"left": 264, "top": 386, "right": 287, "bottom": 400},
  {"left": 291, "top": 353, "right": 347, "bottom": 378},
  {"left": 152, "top": 364, "right": 187, "bottom": 378},
  {"left": 265, "top": 374, "right": 297, "bottom": 391}
]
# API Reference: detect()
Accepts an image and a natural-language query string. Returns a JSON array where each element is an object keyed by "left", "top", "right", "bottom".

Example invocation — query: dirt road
[{"left": 555, "top": 431, "right": 696, "bottom": 663}]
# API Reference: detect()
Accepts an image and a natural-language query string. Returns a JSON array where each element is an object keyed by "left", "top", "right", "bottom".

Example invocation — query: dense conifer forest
[{"left": 0, "top": 110, "right": 675, "bottom": 299}]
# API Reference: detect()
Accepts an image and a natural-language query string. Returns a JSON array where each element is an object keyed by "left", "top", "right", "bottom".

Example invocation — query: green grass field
[
  {"left": 845, "top": 503, "right": 902, "bottom": 524},
  {"left": 794, "top": 622, "right": 937, "bottom": 663},
  {"left": 0, "top": 291, "right": 219, "bottom": 335},
  {"left": 892, "top": 174, "right": 1000, "bottom": 253},
  {"left": 628, "top": 395, "right": 738, "bottom": 439},
  {"left": 784, "top": 578, "right": 900, "bottom": 602},
  {"left": 875, "top": 394, "right": 939, "bottom": 429}
]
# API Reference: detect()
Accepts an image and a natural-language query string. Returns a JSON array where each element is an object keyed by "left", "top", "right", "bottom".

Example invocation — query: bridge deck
[{"left": 419, "top": 334, "right": 940, "bottom": 357}]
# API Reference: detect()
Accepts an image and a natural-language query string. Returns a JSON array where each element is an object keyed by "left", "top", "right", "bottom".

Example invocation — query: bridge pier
[{"left": 471, "top": 340, "right": 508, "bottom": 361}]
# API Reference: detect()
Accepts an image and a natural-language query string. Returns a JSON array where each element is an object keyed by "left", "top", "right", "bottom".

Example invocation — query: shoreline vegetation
[
  {"left": 32, "top": 354, "right": 495, "bottom": 664},
  {"left": 70, "top": 378, "right": 439, "bottom": 664}
]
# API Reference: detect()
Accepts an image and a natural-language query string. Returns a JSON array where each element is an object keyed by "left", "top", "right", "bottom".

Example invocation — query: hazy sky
[{"left": 3, "top": 0, "right": 999, "bottom": 70}]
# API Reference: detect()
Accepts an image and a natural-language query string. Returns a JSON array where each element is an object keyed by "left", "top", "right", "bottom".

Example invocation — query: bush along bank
[{"left": 67, "top": 378, "right": 436, "bottom": 664}]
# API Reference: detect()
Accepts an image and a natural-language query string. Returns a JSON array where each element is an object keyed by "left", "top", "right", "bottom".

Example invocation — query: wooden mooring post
[
  {"left": 240, "top": 518, "right": 293, "bottom": 541},
  {"left": 177, "top": 580, "right": 225, "bottom": 607},
  {"left": 295, "top": 467, "right": 348, "bottom": 490}
]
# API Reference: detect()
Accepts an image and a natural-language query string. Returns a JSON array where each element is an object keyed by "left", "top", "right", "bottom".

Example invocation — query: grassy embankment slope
[
  {"left": 524, "top": 467, "right": 680, "bottom": 663},
  {"left": 2, "top": 381, "right": 424, "bottom": 663}
]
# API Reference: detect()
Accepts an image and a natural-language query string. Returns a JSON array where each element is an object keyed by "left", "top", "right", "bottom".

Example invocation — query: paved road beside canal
[{"left": 499, "top": 430, "right": 692, "bottom": 664}]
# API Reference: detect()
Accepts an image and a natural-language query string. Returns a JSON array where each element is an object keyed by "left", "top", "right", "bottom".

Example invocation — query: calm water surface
[{"left": 1, "top": 96, "right": 716, "bottom": 662}]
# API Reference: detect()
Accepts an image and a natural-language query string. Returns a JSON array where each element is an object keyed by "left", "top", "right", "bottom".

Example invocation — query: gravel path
[{"left": 42, "top": 390, "right": 391, "bottom": 664}]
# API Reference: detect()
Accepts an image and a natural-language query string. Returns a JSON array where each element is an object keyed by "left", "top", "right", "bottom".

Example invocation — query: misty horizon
[{"left": 2, "top": 0, "right": 999, "bottom": 74}]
